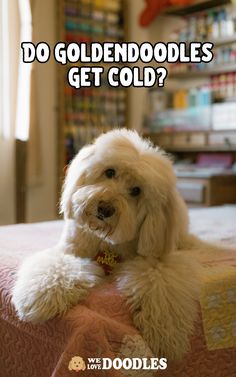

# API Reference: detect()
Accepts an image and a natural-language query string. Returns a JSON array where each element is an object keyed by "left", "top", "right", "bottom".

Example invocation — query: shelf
[
  {"left": 146, "top": 130, "right": 236, "bottom": 136},
  {"left": 163, "top": 0, "right": 231, "bottom": 16},
  {"left": 169, "top": 63, "right": 236, "bottom": 78},
  {"left": 181, "top": 34, "right": 236, "bottom": 47},
  {"left": 211, "top": 34, "right": 236, "bottom": 46},
  {"left": 144, "top": 130, "right": 236, "bottom": 152},
  {"left": 165, "top": 145, "right": 236, "bottom": 152}
]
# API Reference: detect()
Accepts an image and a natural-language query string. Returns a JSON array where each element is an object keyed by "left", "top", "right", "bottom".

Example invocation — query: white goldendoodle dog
[{"left": 12, "top": 129, "right": 204, "bottom": 360}]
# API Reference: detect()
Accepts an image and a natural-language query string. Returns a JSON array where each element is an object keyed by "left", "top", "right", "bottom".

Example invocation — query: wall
[{"left": 26, "top": 0, "right": 58, "bottom": 222}]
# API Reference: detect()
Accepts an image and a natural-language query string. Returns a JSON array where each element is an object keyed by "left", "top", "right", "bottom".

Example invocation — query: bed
[{"left": 0, "top": 206, "right": 236, "bottom": 377}]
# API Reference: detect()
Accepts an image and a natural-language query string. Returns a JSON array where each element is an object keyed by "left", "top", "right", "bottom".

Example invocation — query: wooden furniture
[
  {"left": 146, "top": 130, "right": 236, "bottom": 206},
  {"left": 176, "top": 173, "right": 236, "bottom": 206}
]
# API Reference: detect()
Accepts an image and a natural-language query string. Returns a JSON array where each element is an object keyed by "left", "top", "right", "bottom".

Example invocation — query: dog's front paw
[{"left": 12, "top": 249, "right": 104, "bottom": 322}]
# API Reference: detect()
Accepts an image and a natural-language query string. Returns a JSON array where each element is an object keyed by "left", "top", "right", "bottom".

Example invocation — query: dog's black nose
[{"left": 97, "top": 203, "right": 115, "bottom": 219}]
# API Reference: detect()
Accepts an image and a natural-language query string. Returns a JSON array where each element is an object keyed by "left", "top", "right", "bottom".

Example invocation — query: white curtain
[
  {"left": 0, "top": 1, "right": 20, "bottom": 224},
  {"left": 16, "top": 0, "right": 42, "bottom": 188}
]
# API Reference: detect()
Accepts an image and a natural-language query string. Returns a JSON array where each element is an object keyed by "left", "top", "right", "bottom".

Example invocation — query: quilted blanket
[{"left": 0, "top": 206, "right": 236, "bottom": 377}]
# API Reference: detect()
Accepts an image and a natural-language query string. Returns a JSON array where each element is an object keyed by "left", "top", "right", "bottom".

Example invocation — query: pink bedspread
[{"left": 1, "top": 206, "right": 236, "bottom": 377}]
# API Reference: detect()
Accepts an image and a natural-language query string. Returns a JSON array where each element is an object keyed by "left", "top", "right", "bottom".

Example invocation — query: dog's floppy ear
[
  {"left": 137, "top": 190, "right": 187, "bottom": 259},
  {"left": 60, "top": 144, "right": 95, "bottom": 219}
]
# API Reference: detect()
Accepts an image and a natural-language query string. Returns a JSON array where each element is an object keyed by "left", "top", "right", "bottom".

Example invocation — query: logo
[
  {"left": 68, "top": 356, "right": 86, "bottom": 372},
  {"left": 68, "top": 356, "right": 167, "bottom": 372}
]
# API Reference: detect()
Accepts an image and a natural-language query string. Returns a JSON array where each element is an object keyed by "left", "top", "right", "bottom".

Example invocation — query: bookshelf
[
  {"left": 144, "top": 129, "right": 236, "bottom": 206},
  {"left": 57, "top": 0, "right": 128, "bottom": 192},
  {"left": 146, "top": 0, "right": 236, "bottom": 135},
  {"left": 145, "top": 0, "right": 236, "bottom": 206},
  {"left": 169, "top": 64, "right": 236, "bottom": 78}
]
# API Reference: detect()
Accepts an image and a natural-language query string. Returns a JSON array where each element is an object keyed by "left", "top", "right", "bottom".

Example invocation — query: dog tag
[{"left": 94, "top": 250, "right": 122, "bottom": 275}]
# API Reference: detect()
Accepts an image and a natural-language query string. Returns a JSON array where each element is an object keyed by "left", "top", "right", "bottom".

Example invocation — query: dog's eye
[
  {"left": 105, "top": 168, "right": 116, "bottom": 178},
  {"left": 130, "top": 187, "right": 141, "bottom": 197}
]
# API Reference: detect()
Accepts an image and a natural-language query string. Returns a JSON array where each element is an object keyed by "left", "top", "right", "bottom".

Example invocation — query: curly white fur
[
  {"left": 12, "top": 128, "right": 203, "bottom": 359},
  {"left": 12, "top": 248, "right": 104, "bottom": 322}
]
